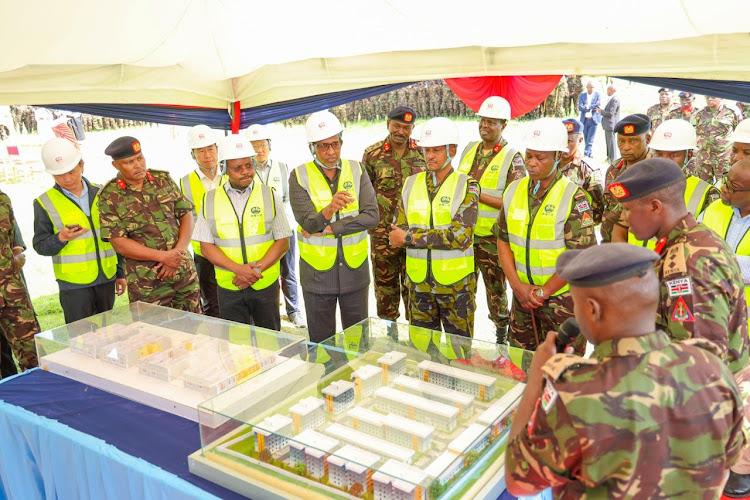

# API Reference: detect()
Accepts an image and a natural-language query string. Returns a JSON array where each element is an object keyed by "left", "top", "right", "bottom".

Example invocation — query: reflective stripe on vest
[
  {"left": 458, "top": 141, "right": 518, "bottom": 237},
  {"left": 503, "top": 176, "right": 577, "bottom": 295},
  {"left": 36, "top": 188, "right": 117, "bottom": 284},
  {"left": 181, "top": 170, "right": 227, "bottom": 257},
  {"left": 402, "top": 171, "right": 475, "bottom": 286},
  {"left": 628, "top": 176, "right": 712, "bottom": 249},
  {"left": 294, "top": 160, "right": 368, "bottom": 271},
  {"left": 204, "top": 183, "right": 280, "bottom": 291}
]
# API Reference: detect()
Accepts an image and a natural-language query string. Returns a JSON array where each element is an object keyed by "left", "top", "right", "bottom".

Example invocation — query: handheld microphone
[{"left": 555, "top": 318, "right": 580, "bottom": 353}]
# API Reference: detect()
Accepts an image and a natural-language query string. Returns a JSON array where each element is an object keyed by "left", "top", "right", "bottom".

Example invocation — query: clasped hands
[
  {"left": 154, "top": 248, "right": 188, "bottom": 280},
  {"left": 232, "top": 263, "right": 263, "bottom": 289}
]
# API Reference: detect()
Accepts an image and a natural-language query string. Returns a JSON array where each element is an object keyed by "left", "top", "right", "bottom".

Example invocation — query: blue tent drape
[{"left": 622, "top": 77, "right": 750, "bottom": 103}]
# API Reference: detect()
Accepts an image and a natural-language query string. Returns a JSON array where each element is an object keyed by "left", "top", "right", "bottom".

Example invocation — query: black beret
[
  {"left": 105, "top": 136, "right": 142, "bottom": 160},
  {"left": 614, "top": 114, "right": 650, "bottom": 136},
  {"left": 679, "top": 91, "right": 693, "bottom": 99},
  {"left": 387, "top": 106, "right": 416, "bottom": 124},
  {"left": 607, "top": 158, "right": 685, "bottom": 202},
  {"left": 658, "top": 88, "right": 669, "bottom": 93},
  {"left": 557, "top": 243, "right": 658, "bottom": 287},
  {"left": 562, "top": 118, "right": 583, "bottom": 135}
]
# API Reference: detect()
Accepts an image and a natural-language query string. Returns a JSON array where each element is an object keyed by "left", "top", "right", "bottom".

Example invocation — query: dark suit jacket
[
  {"left": 600, "top": 94, "right": 621, "bottom": 131},
  {"left": 578, "top": 91, "right": 602, "bottom": 124}
]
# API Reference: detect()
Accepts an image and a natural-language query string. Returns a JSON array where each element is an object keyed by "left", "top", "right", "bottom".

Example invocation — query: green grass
[{"left": 32, "top": 291, "right": 130, "bottom": 332}]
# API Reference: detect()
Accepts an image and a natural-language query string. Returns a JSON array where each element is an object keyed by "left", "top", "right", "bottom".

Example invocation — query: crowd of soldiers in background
[{"left": 8, "top": 105, "right": 149, "bottom": 135}]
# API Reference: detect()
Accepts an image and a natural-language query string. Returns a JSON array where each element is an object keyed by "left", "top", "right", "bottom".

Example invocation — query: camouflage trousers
[
  {"left": 474, "top": 236, "right": 509, "bottom": 331},
  {"left": 370, "top": 232, "right": 409, "bottom": 321},
  {"left": 408, "top": 272, "right": 476, "bottom": 338},
  {"left": 0, "top": 273, "right": 40, "bottom": 371},
  {"left": 509, "top": 292, "right": 585, "bottom": 354},
  {"left": 694, "top": 149, "right": 732, "bottom": 184},
  {"left": 126, "top": 258, "right": 201, "bottom": 313},
  {"left": 732, "top": 361, "right": 750, "bottom": 474}
]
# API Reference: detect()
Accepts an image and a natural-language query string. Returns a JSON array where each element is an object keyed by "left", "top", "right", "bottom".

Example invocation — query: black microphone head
[{"left": 556, "top": 318, "right": 580, "bottom": 352}]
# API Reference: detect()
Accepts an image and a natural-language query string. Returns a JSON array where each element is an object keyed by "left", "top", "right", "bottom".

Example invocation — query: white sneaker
[{"left": 290, "top": 312, "right": 307, "bottom": 328}]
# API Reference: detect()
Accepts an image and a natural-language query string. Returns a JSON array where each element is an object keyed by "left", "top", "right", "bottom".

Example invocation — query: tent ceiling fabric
[{"left": 0, "top": 1, "right": 749, "bottom": 108}]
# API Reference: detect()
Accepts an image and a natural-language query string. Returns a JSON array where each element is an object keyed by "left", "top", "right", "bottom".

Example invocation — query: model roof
[
  {"left": 377, "top": 351, "right": 407, "bottom": 366},
  {"left": 417, "top": 360, "right": 496, "bottom": 387},
  {"left": 324, "top": 423, "right": 415, "bottom": 463},
  {"left": 254, "top": 414, "right": 293, "bottom": 435},
  {"left": 448, "top": 423, "right": 488, "bottom": 454},
  {"left": 289, "top": 396, "right": 324, "bottom": 416},
  {"left": 351, "top": 364, "right": 382, "bottom": 380},
  {"left": 477, "top": 383, "right": 526, "bottom": 426},
  {"left": 382, "top": 413, "right": 434, "bottom": 438},
  {"left": 393, "top": 374, "right": 475, "bottom": 406},
  {"left": 322, "top": 380, "right": 355, "bottom": 398},
  {"left": 375, "top": 387, "right": 459, "bottom": 419},
  {"left": 372, "top": 459, "right": 428, "bottom": 493}
]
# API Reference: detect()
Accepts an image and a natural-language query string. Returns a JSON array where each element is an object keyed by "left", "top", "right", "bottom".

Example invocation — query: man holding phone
[{"left": 33, "top": 138, "right": 126, "bottom": 323}]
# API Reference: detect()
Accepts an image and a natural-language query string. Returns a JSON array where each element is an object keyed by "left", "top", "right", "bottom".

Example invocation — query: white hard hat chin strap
[
  {"left": 532, "top": 158, "right": 559, "bottom": 196},
  {"left": 431, "top": 145, "right": 453, "bottom": 185}
]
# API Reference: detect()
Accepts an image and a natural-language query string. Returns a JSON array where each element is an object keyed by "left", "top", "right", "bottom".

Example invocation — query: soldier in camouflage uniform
[
  {"left": 505, "top": 243, "right": 746, "bottom": 498},
  {"left": 495, "top": 118, "right": 596, "bottom": 354},
  {"left": 611, "top": 158, "right": 749, "bottom": 374},
  {"left": 666, "top": 91, "right": 699, "bottom": 123},
  {"left": 600, "top": 114, "right": 651, "bottom": 242},
  {"left": 693, "top": 96, "right": 739, "bottom": 184},
  {"left": 390, "top": 117, "right": 478, "bottom": 339},
  {"left": 560, "top": 118, "right": 603, "bottom": 223},
  {"left": 98, "top": 136, "right": 201, "bottom": 312},
  {"left": 645, "top": 87, "right": 679, "bottom": 133},
  {"left": 565, "top": 75, "right": 583, "bottom": 116},
  {"left": 362, "top": 106, "right": 425, "bottom": 322}
]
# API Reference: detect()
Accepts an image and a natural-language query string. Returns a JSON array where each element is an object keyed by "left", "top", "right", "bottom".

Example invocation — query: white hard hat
[
  {"left": 305, "top": 111, "right": 343, "bottom": 143},
  {"left": 524, "top": 118, "right": 569, "bottom": 153},
  {"left": 218, "top": 134, "right": 256, "bottom": 162},
  {"left": 477, "top": 96, "right": 511, "bottom": 121},
  {"left": 187, "top": 125, "right": 217, "bottom": 149},
  {"left": 41, "top": 137, "right": 82, "bottom": 175},
  {"left": 732, "top": 119, "right": 750, "bottom": 144},
  {"left": 245, "top": 124, "right": 271, "bottom": 142},
  {"left": 417, "top": 117, "right": 459, "bottom": 147},
  {"left": 649, "top": 119, "right": 696, "bottom": 151}
]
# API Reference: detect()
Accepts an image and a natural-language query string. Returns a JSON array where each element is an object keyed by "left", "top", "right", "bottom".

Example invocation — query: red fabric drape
[{"left": 445, "top": 76, "right": 563, "bottom": 118}]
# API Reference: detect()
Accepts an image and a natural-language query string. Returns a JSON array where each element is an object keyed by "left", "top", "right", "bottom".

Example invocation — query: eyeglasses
[
  {"left": 227, "top": 163, "right": 255, "bottom": 174},
  {"left": 315, "top": 141, "right": 342, "bottom": 152},
  {"left": 722, "top": 174, "right": 750, "bottom": 193}
]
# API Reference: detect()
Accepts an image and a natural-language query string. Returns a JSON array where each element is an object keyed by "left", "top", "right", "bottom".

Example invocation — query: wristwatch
[{"left": 405, "top": 231, "right": 413, "bottom": 246}]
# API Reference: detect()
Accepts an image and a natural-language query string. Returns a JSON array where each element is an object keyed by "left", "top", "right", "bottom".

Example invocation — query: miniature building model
[
  {"left": 424, "top": 450, "right": 464, "bottom": 486},
  {"left": 347, "top": 406, "right": 385, "bottom": 437},
  {"left": 375, "top": 387, "right": 459, "bottom": 432},
  {"left": 378, "top": 351, "right": 407, "bottom": 383},
  {"left": 382, "top": 413, "right": 434, "bottom": 452},
  {"left": 417, "top": 360, "right": 496, "bottom": 401},
  {"left": 322, "top": 380, "right": 355, "bottom": 414},
  {"left": 97, "top": 331, "right": 173, "bottom": 368},
  {"left": 372, "top": 459, "right": 428, "bottom": 500},
  {"left": 477, "top": 383, "right": 525, "bottom": 438},
  {"left": 288, "top": 429, "right": 339, "bottom": 479},
  {"left": 351, "top": 365, "right": 382, "bottom": 397},
  {"left": 181, "top": 341, "right": 262, "bottom": 395},
  {"left": 326, "top": 444, "right": 380, "bottom": 494},
  {"left": 69, "top": 324, "right": 134, "bottom": 358},
  {"left": 324, "top": 423, "right": 415, "bottom": 464},
  {"left": 393, "top": 374, "right": 475, "bottom": 418},
  {"left": 254, "top": 414, "right": 293, "bottom": 454},
  {"left": 448, "top": 423, "right": 490, "bottom": 456},
  {"left": 289, "top": 397, "right": 325, "bottom": 434}
]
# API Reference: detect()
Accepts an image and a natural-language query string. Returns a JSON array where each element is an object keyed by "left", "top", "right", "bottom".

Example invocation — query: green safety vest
[
  {"left": 702, "top": 200, "right": 750, "bottom": 315},
  {"left": 402, "top": 171, "right": 474, "bottom": 286},
  {"left": 503, "top": 176, "right": 577, "bottom": 296},
  {"left": 203, "top": 183, "right": 279, "bottom": 291},
  {"left": 180, "top": 170, "right": 227, "bottom": 256},
  {"left": 294, "top": 160, "right": 368, "bottom": 271},
  {"left": 458, "top": 142, "right": 518, "bottom": 237},
  {"left": 628, "top": 176, "right": 713, "bottom": 249},
  {"left": 36, "top": 187, "right": 117, "bottom": 284}
]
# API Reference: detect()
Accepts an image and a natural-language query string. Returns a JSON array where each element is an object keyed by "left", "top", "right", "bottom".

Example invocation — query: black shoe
[
  {"left": 724, "top": 471, "right": 750, "bottom": 498},
  {"left": 496, "top": 325, "right": 508, "bottom": 345}
]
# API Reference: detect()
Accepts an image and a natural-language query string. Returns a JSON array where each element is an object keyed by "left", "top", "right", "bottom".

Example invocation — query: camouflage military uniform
[
  {"left": 393, "top": 169, "right": 479, "bottom": 338},
  {"left": 666, "top": 105, "right": 699, "bottom": 123},
  {"left": 464, "top": 139, "right": 526, "bottom": 336},
  {"left": 693, "top": 104, "right": 739, "bottom": 183},
  {"left": 600, "top": 154, "right": 649, "bottom": 242},
  {"left": 495, "top": 172, "right": 596, "bottom": 353},
  {"left": 506, "top": 332, "right": 746, "bottom": 497},
  {"left": 362, "top": 138, "right": 426, "bottom": 321},
  {"left": 559, "top": 156, "right": 604, "bottom": 224},
  {"left": 655, "top": 216, "right": 749, "bottom": 374},
  {"left": 0, "top": 190, "right": 40, "bottom": 371},
  {"left": 98, "top": 170, "right": 201, "bottom": 312},
  {"left": 646, "top": 102, "right": 679, "bottom": 132}
]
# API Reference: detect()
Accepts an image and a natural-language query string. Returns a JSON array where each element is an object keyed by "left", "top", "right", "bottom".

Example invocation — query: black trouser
[
  {"left": 194, "top": 254, "right": 220, "bottom": 318},
  {"left": 217, "top": 281, "right": 281, "bottom": 331},
  {"left": 59, "top": 281, "right": 116, "bottom": 324},
  {"left": 0, "top": 330, "right": 17, "bottom": 379},
  {"left": 303, "top": 286, "right": 369, "bottom": 344}
]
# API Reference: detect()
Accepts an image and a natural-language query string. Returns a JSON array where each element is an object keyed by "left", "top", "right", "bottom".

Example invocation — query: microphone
[{"left": 555, "top": 318, "right": 580, "bottom": 353}]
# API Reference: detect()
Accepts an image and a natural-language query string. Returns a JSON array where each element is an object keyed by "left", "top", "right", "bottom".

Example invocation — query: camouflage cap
[
  {"left": 614, "top": 114, "right": 650, "bottom": 136},
  {"left": 105, "top": 136, "right": 142, "bottom": 160},
  {"left": 557, "top": 243, "right": 658, "bottom": 287},
  {"left": 607, "top": 158, "right": 684, "bottom": 202},
  {"left": 562, "top": 118, "right": 583, "bottom": 135},
  {"left": 387, "top": 106, "right": 417, "bottom": 124}
]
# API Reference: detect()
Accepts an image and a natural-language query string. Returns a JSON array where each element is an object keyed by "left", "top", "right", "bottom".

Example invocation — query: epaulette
[
  {"left": 661, "top": 240, "right": 688, "bottom": 277},
  {"left": 363, "top": 140, "right": 385, "bottom": 156},
  {"left": 542, "top": 353, "right": 598, "bottom": 381},
  {"left": 99, "top": 177, "right": 121, "bottom": 192},
  {"left": 409, "top": 139, "right": 418, "bottom": 151},
  {"left": 680, "top": 338, "right": 724, "bottom": 358},
  {"left": 149, "top": 169, "right": 168, "bottom": 176}
]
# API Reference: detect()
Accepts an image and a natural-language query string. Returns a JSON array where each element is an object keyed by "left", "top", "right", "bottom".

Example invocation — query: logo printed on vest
[
  {"left": 273, "top": 177, "right": 280, "bottom": 182},
  {"left": 343, "top": 181, "right": 354, "bottom": 190},
  {"left": 440, "top": 195, "right": 451, "bottom": 205},
  {"left": 250, "top": 206, "right": 261, "bottom": 215},
  {"left": 490, "top": 164, "right": 499, "bottom": 171},
  {"left": 544, "top": 204, "right": 555, "bottom": 213}
]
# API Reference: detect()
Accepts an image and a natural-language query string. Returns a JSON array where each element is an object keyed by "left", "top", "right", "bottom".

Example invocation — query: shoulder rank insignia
[
  {"left": 542, "top": 353, "right": 597, "bottom": 381},
  {"left": 493, "top": 142, "right": 503, "bottom": 154}
]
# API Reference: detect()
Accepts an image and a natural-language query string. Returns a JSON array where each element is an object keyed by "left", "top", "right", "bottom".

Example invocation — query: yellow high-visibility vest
[
  {"left": 203, "top": 183, "right": 279, "bottom": 290},
  {"left": 294, "top": 160, "right": 368, "bottom": 271},
  {"left": 458, "top": 141, "right": 518, "bottom": 237},
  {"left": 180, "top": 170, "right": 227, "bottom": 256},
  {"left": 503, "top": 176, "right": 578, "bottom": 296},
  {"left": 256, "top": 160, "right": 286, "bottom": 199},
  {"left": 36, "top": 187, "right": 117, "bottom": 284},
  {"left": 628, "top": 176, "right": 713, "bottom": 249},
  {"left": 402, "top": 171, "right": 474, "bottom": 286}
]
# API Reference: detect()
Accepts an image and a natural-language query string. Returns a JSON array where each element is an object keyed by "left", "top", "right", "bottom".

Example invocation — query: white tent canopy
[{"left": 1, "top": 0, "right": 749, "bottom": 108}]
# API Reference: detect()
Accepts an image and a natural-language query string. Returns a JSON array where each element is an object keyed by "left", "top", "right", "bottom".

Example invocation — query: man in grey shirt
[
  {"left": 289, "top": 111, "right": 378, "bottom": 343},
  {"left": 598, "top": 84, "right": 621, "bottom": 162}
]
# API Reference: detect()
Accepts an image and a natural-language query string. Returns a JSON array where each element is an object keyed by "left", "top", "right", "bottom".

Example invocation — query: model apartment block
[
  {"left": 378, "top": 351, "right": 407, "bottom": 383},
  {"left": 290, "top": 397, "right": 325, "bottom": 434},
  {"left": 417, "top": 360, "right": 496, "bottom": 401},
  {"left": 326, "top": 444, "right": 380, "bottom": 494},
  {"left": 324, "top": 423, "right": 415, "bottom": 464},
  {"left": 322, "top": 380, "right": 355, "bottom": 414},
  {"left": 375, "top": 387, "right": 459, "bottom": 432},
  {"left": 289, "top": 429, "right": 339, "bottom": 479},
  {"left": 393, "top": 374, "right": 475, "bottom": 418},
  {"left": 254, "top": 414, "right": 293, "bottom": 454},
  {"left": 372, "top": 459, "right": 428, "bottom": 500},
  {"left": 382, "top": 413, "right": 434, "bottom": 452},
  {"left": 351, "top": 365, "right": 382, "bottom": 397}
]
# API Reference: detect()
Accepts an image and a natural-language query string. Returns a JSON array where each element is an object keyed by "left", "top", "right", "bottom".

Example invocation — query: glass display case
[
  {"left": 35, "top": 301, "right": 308, "bottom": 421},
  {"left": 189, "top": 318, "right": 531, "bottom": 500}
]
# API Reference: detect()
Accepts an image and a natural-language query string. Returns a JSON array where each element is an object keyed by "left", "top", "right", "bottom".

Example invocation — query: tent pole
[{"left": 231, "top": 101, "right": 241, "bottom": 134}]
